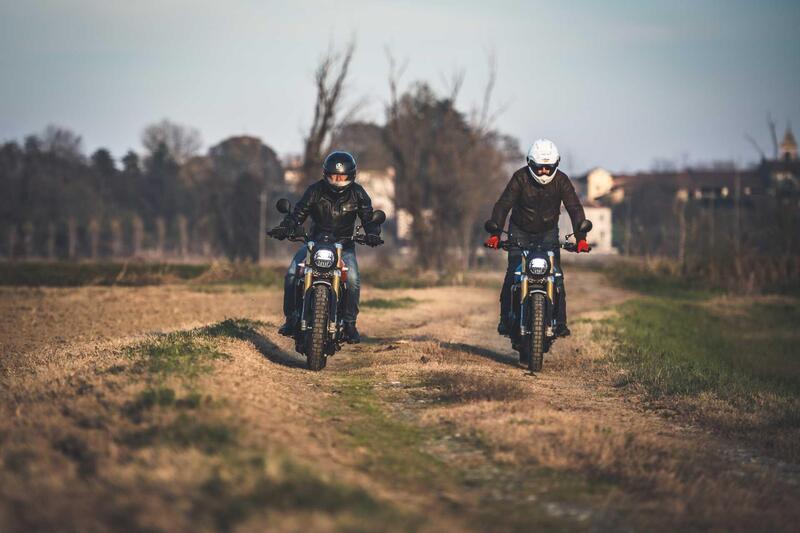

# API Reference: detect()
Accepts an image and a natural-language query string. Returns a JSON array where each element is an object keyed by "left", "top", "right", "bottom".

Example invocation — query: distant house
[
  {"left": 587, "top": 125, "right": 800, "bottom": 209},
  {"left": 568, "top": 168, "right": 616, "bottom": 253}
]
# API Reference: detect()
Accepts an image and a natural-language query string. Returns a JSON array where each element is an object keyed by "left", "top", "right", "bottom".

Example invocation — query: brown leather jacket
[{"left": 490, "top": 167, "right": 586, "bottom": 241}]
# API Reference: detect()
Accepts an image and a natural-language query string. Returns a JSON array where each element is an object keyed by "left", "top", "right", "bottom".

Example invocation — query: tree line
[
  {"left": 1, "top": 44, "right": 521, "bottom": 267},
  {"left": 0, "top": 122, "right": 289, "bottom": 261}
]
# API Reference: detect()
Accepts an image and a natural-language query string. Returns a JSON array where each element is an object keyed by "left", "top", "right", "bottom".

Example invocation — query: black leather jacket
[
  {"left": 490, "top": 167, "right": 587, "bottom": 241},
  {"left": 283, "top": 181, "right": 380, "bottom": 241}
]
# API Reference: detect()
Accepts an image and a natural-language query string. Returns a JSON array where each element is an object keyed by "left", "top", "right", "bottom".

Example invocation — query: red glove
[
  {"left": 484, "top": 235, "right": 500, "bottom": 249},
  {"left": 577, "top": 239, "right": 591, "bottom": 253}
]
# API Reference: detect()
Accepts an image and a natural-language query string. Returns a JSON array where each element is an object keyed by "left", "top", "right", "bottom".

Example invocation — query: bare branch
[
  {"left": 300, "top": 39, "right": 358, "bottom": 186},
  {"left": 477, "top": 50, "right": 497, "bottom": 131},
  {"left": 744, "top": 133, "right": 766, "bottom": 159},
  {"left": 384, "top": 47, "right": 408, "bottom": 116},
  {"left": 767, "top": 112, "right": 778, "bottom": 159},
  {"left": 439, "top": 67, "right": 465, "bottom": 103}
]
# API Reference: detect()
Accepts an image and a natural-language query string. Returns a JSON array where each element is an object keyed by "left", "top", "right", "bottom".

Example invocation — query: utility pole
[
  {"left": 734, "top": 170, "right": 742, "bottom": 278},
  {"left": 258, "top": 189, "right": 267, "bottom": 264}
]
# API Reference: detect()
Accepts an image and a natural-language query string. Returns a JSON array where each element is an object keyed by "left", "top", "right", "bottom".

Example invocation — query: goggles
[{"left": 528, "top": 161, "right": 557, "bottom": 176}]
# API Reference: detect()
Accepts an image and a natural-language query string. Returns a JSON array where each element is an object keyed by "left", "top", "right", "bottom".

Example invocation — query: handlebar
[
  {"left": 487, "top": 239, "right": 587, "bottom": 253},
  {"left": 268, "top": 228, "right": 383, "bottom": 247}
]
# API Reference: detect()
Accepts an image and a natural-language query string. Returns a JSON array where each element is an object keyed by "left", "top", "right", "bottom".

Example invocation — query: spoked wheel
[
  {"left": 306, "top": 285, "right": 329, "bottom": 371},
  {"left": 524, "top": 293, "right": 545, "bottom": 372}
]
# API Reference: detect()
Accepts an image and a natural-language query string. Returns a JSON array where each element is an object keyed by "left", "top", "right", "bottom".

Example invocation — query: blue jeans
[
  {"left": 283, "top": 245, "right": 360, "bottom": 323},
  {"left": 500, "top": 226, "right": 566, "bottom": 326}
]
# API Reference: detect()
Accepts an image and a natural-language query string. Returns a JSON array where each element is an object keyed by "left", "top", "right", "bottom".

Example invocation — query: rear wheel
[
  {"left": 306, "top": 285, "right": 329, "bottom": 371},
  {"left": 526, "top": 293, "right": 545, "bottom": 372}
]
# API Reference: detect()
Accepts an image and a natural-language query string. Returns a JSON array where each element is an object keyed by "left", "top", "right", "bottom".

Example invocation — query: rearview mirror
[
  {"left": 370, "top": 210, "right": 387, "bottom": 226},
  {"left": 484, "top": 220, "right": 500, "bottom": 234},
  {"left": 276, "top": 198, "right": 291, "bottom": 214},
  {"left": 579, "top": 219, "right": 593, "bottom": 233}
]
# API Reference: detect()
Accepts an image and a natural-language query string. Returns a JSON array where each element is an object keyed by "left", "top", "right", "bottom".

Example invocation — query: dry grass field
[{"left": 1, "top": 268, "right": 799, "bottom": 531}]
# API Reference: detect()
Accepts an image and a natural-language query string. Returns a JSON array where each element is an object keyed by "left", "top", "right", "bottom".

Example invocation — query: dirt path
[{"left": 1, "top": 272, "right": 798, "bottom": 531}]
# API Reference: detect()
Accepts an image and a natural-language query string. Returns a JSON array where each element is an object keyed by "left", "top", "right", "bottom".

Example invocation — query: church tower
[{"left": 779, "top": 125, "right": 798, "bottom": 161}]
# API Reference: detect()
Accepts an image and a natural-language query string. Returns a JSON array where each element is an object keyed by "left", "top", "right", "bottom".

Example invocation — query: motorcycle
[
  {"left": 268, "top": 198, "right": 386, "bottom": 371},
  {"left": 484, "top": 219, "right": 593, "bottom": 372}
]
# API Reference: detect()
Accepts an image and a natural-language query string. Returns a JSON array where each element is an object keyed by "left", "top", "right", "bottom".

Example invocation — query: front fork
[
  {"left": 517, "top": 251, "right": 559, "bottom": 337},
  {"left": 299, "top": 243, "right": 344, "bottom": 336}
]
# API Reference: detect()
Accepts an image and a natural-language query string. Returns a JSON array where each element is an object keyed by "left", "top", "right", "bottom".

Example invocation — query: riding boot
[{"left": 344, "top": 322, "right": 361, "bottom": 344}]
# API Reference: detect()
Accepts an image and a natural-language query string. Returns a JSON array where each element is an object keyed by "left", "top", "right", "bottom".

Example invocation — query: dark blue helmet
[{"left": 322, "top": 151, "right": 357, "bottom": 194}]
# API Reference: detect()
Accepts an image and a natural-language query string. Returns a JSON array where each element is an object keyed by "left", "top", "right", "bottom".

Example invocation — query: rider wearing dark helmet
[{"left": 270, "top": 151, "right": 382, "bottom": 343}]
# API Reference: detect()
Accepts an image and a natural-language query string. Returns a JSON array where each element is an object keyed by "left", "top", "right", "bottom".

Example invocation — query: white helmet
[{"left": 526, "top": 139, "right": 561, "bottom": 185}]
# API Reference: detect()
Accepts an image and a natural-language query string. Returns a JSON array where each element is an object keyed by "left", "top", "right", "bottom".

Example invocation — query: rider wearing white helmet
[{"left": 485, "top": 139, "right": 590, "bottom": 337}]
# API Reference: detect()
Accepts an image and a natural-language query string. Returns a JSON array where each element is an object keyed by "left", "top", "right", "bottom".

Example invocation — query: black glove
[
  {"left": 268, "top": 225, "right": 289, "bottom": 240},
  {"left": 364, "top": 233, "right": 383, "bottom": 247},
  {"left": 269, "top": 221, "right": 296, "bottom": 240}
]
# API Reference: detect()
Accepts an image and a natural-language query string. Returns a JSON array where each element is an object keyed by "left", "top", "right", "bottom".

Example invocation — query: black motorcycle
[
  {"left": 484, "top": 219, "right": 593, "bottom": 372},
  {"left": 268, "top": 199, "right": 386, "bottom": 371}
]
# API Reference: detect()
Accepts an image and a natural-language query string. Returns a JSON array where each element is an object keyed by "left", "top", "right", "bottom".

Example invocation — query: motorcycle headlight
[
  {"left": 528, "top": 257, "right": 548, "bottom": 276},
  {"left": 313, "top": 249, "right": 335, "bottom": 269}
]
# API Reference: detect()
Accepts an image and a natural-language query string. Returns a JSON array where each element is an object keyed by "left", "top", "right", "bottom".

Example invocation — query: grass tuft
[
  {"left": 419, "top": 369, "right": 527, "bottom": 403},
  {"left": 202, "top": 318, "right": 265, "bottom": 340},
  {"left": 120, "top": 414, "right": 236, "bottom": 454},
  {"left": 361, "top": 297, "right": 419, "bottom": 309},
  {"left": 126, "top": 331, "right": 228, "bottom": 378},
  {"left": 193, "top": 454, "right": 415, "bottom": 531},
  {"left": 0, "top": 261, "right": 209, "bottom": 287}
]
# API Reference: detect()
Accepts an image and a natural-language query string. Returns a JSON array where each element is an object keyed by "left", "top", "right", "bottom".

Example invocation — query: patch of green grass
[
  {"left": 188, "top": 263, "right": 283, "bottom": 288},
  {"left": 121, "top": 387, "right": 209, "bottom": 421},
  {"left": 360, "top": 297, "right": 419, "bottom": 309},
  {"left": 126, "top": 330, "right": 228, "bottom": 379},
  {"left": 330, "top": 375, "right": 448, "bottom": 487},
  {"left": 331, "top": 373, "right": 612, "bottom": 530},
  {"left": 0, "top": 261, "right": 209, "bottom": 287},
  {"left": 120, "top": 414, "right": 237, "bottom": 454},
  {"left": 603, "top": 261, "right": 716, "bottom": 299},
  {"left": 194, "top": 454, "right": 417, "bottom": 532},
  {"left": 608, "top": 297, "right": 800, "bottom": 400},
  {"left": 602, "top": 292, "right": 800, "bottom": 457},
  {"left": 202, "top": 318, "right": 265, "bottom": 340}
]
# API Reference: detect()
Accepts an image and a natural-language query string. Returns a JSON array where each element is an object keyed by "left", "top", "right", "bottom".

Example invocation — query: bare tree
[
  {"left": 46, "top": 222, "right": 56, "bottom": 260},
  {"left": 41, "top": 125, "right": 84, "bottom": 161},
  {"left": 110, "top": 218, "right": 123, "bottom": 258},
  {"left": 88, "top": 218, "right": 100, "bottom": 259},
  {"left": 300, "top": 40, "right": 357, "bottom": 186},
  {"left": 131, "top": 215, "right": 144, "bottom": 257},
  {"left": 142, "top": 119, "right": 202, "bottom": 164},
  {"left": 22, "top": 221, "right": 34, "bottom": 258},
  {"left": 67, "top": 217, "right": 78, "bottom": 260},
  {"left": 177, "top": 215, "right": 189, "bottom": 258},
  {"left": 7, "top": 226, "right": 17, "bottom": 260},
  {"left": 383, "top": 51, "right": 516, "bottom": 268},
  {"left": 155, "top": 217, "right": 166, "bottom": 257}
]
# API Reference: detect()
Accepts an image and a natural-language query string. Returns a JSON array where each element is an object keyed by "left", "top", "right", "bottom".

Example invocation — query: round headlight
[
  {"left": 313, "top": 249, "right": 335, "bottom": 268},
  {"left": 528, "top": 257, "right": 548, "bottom": 276}
]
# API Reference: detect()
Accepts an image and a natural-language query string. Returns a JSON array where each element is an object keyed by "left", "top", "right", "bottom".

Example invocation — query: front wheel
[
  {"left": 521, "top": 293, "right": 545, "bottom": 372},
  {"left": 306, "top": 285, "right": 329, "bottom": 371}
]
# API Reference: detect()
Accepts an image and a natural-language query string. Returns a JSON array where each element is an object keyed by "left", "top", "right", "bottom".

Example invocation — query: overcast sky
[{"left": 1, "top": 0, "right": 798, "bottom": 173}]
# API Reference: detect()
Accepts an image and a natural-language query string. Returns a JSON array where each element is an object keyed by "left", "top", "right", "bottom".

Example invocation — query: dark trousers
[
  {"left": 284, "top": 245, "right": 360, "bottom": 323},
  {"left": 500, "top": 226, "right": 567, "bottom": 326}
]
